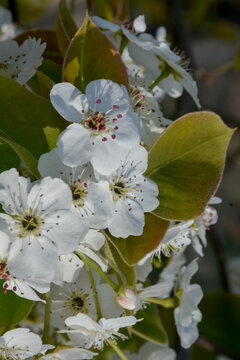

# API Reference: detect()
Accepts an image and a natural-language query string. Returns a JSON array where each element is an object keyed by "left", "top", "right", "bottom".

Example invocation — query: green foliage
[
  {"left": 199, "top": 291, "right": 240, "bottom": 357},
  {"left": 0, "top": 281, "right": 33, "bottom": 327},
  {"left": 105, "top": 213, "right": 169, "bottom": 266},
  {"left": 56, "top": 0, "right": 77, "bottom": 55},
  {"left": 234, "top": 49, "right": 240, "bottom": 71},
  {"left": 0, "top": 141, "right": 20, "bottom": 172},
  {"left": 133, "top": 304, "right": 167, "bottom": 344},
  {"left": 146, "top": 111, "right": 235, "bottom": 220},
  {"left": 63, "top": 13, "right": 129, "bottom": 93},
  {"left": 0, "top": 76, "right": 67, "bottom": 170},
  {"left": 37, "top": 70, "right": 54, "bottom": 99}
]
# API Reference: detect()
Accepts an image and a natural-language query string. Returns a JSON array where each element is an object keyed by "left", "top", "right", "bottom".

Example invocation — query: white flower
[
  {"left": 174, "top": 259, "right": 203, "bottom": 348},
  {"left": 0, "top": 328, "right": 53, "bottom": 359},
  {"left": 53, "top": 229, "right": 107, "bottom": 286},
  {"left": 94, "top": 145, "right": 159, "bottom": 238},
  {"left": 40, "top": 347, "right": 98, "bottom": 360},
  {"left": 191, "top": 197, "right": 220, "bottom": 256},
  {"left": 0, "top": 5, "right": 20, "bottom": 41},
  {"left": 60, "top": 313, "right": 141, "bottom": 349},
  {"left": 92, "top": 15, "right": 148, "bottom": 52},
  {"left": 51, "top": 267, "right": 120, "bottom": 329},
  {"left": 0, "top": 37, "right": 46, "bottom": 84},
  {"left": 111, "top": 342, "right": 176, "bottom": 360},
  {"left": 124, "top": 66, "right": 171, "bottom": 146},
  {"left": 38, "top": 149, "right": 111, "bottom": 229},
  {"left": 50, "top": 80, "right": 140, "bottom": 175},
  {"left": 116, "top": 287, "right": 137, "bottom": 310},
  {"left": 0, "top": 168, "right": 87, "bottom": 289}
]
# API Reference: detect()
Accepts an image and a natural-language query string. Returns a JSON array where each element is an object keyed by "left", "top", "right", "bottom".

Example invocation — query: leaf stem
[
  {"left": 146, "top": 296, "right": 178, "bottom": 308},
  {"left": 42, "top": 292, "right": 52, "bottom": 344},
  {"left": 76, "top": 252, "right": 102, "bottom": 320},
  {"left": 108, "top": 339, "right": 129, "bottom": 360},
  {"left": 75, "top": 251, "right": 119, "bottom": 292}
]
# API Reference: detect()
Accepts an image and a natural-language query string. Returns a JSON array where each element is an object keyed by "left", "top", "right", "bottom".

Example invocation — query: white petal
[
  {"left": 133, "top": 15, "right": 147, "bottom": 33},
  {"left": 91, "top": 16, "right": 120, "bottom": 32},
  {"left": 5, "top": 278, "right": 45, "bottom": 303},
  {"left": 50, "top": 82, "right": 88, "bottom": 123},
  {"left": 56, "top": 124, "right": 94, "bottom": 167}
]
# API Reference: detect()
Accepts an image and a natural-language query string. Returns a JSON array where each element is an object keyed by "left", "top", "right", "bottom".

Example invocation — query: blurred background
[{"left": 1, "top": 0, "right": 239, "bottom": 358}]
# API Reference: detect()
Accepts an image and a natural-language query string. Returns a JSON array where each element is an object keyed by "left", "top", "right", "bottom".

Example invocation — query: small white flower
[
  {"left": 0, "top": 37, "right": 46, "bottom": 84},
  {"left": 0, "top": 328, "right": 53, "bottom": 360},
  {"left": 38, "top": 149, "right": 111, "bottom": 229},
  {"left": 40, "top": 347, "right": 98, "bottom": 360},
  {"left": 111, "top": 342, "right": 176, "bottom": 360},
  {"left": 0, "top": 169, "right": 87, "bottom": 289},
  {"left": 60, "top": 313, "right": 141, "bottom": 349},
  {"left": 0, "top": 5, "right": 20, "bottom": 41},
  {"left": 50, "top": 80, "right": 140, "bottom": 175},
  {"left": 174, "top": 259, "right": 203, "bottom": 348},
  {"left": 191, "top": 197, "right": 220, "bottom": 256},
  {"left": 94, "top": 145, "right": 159, "bottom": 238}
]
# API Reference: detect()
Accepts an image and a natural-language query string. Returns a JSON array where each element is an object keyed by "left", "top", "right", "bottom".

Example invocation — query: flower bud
[{"left": 116, "top": 287, "right": 137, "bottom": 310}]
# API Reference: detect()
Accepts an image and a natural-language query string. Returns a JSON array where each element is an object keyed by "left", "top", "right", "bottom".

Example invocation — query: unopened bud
[{"left": 116, "top": 288, "right": 137, "bottom": 310}]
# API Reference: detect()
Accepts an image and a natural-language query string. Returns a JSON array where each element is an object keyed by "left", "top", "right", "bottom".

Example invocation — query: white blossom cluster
[{"left": 0, "top": 8, "right": 222, "bottom": 360}]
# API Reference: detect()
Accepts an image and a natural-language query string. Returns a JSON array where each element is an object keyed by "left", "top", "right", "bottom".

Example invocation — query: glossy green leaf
[
  {"left": 56, "top": 0, "right": 77, "bottom": 55},
  {"left": 132, "top": 304, "right": 167, "bottom": 344},
  {"left": 104, "top": 234, "right": 136, "bottom": 289},
  {"left": 0, "top": 141, "right": 20, "bottom": 172},
  {"left": 39, "top": 58, "right": 62, "bottom": 84},
  {"left": 106, "top": 213, "right": 169, "bottom": 266},
  {"left": 146, "top": 111, "right": 235, "bottom": 220},
  {"left": 0, "top": 76, "right": 67, "bottom": 159},
  {"left": 199, "top": 291, "right": 240, "bottom": 357},
  {"left": 0, "top": 281, "right": 33, "bottom": 327},
  {"left": 63, "top": 13, "right": 129, "bottom": 93},
  {"left": 0, "top": 136, "right": 39, "bottom": 178},
  {"left": 15, "top": 29, "right": 62, "bottom": 63}
]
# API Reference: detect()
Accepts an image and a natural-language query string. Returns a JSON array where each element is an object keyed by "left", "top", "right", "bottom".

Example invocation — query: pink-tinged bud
[{"left": 116, "top": 288, "right": 137, "bottom": 310}]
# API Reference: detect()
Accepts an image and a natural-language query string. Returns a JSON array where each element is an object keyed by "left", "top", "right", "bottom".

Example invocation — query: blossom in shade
[
  {"left": 0, "top": 5, "right": 20, "bottom": 41},
  {"left": 40, "top": 347, "right": 98, "bottom": 360},
  {"left": 0, "top": 168, "right": 87, "bottom": 289},
  {"left": 0, "top": 37, "right": 46, "bottom": 84},
  {"left": 50, "top": 80, "right": 140, "bottom": 175},
  {"left": 174, "top": 259, "right": 203, "bottom": 348},
  {"left": 94, "top": 145, "right": 159, "bottom": 238},
  {"left": 111, "top": 342, "right": 176, "bottom": 360},
  {"left": 0, "top": 328, "right": 53, "bottom": 359},
  {"left": 60, "top": 313, "right": 141, "bottom": 349}
]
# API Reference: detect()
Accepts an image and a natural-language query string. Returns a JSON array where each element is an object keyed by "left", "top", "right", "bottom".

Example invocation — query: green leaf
[
  {"left": 199, "top": 291, "right": 240, "bottom": 357},
  {"left": 192, "top": 344, "right": 217, "bottom": 360},
  {"left": 56, "top": 0, "right": 77, "bottom": 55},
  {"left": 146, "top": 111, "right": 235, "bottom": 220},
  {"left": 0, "top": 141, "right": 20, "bottom": 172},
  {"left": 105, "top": 213, "right": 169, "bottom": 266},
  {"left": 63, "top": 13, "right": 129, "bottom": 93},
  {"left": 39, "top": 58, "right": 62, "bottom": 84},
  {"left": 0, "top": 136, "right": 39, "bottom": 178},
  {"left": 0, "top": 281, "right": 33, "bottom": 327},
  {"left": 234, "top": 48, "right": 240, "bottom": 71},
  {"left": 0, "top": 75, "right": 67, "bottom": 159},
  {"left": 104, "top": 234, "right": 136, "bottom": 289},
  {"left": 37, "top": 70, "right": 54, "bottom": 99},
  {"left": 15, "top": 29, "right": 62, "bottom": 64},
  {"left": 132, "top": 304, "right": 167, "bottom": 344}
]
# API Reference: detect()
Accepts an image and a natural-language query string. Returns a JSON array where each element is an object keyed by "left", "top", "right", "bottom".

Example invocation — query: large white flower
[
  {"left": 0, "top": 169, "right": 87, "bottom": 289},
  {"left": 94, "top": 145, "right": 159, "bottom": 238},
  {"left": 38, "top": 149, "right": 111, "bottom": 229},
  {"left": 51, "top": 268, "right": 120, "bottom": 329},
  {"left": 50, "top": 80, "right": 140, "bottom": 175},
  {"left": 0, "top": 328, "right": 53, "bottom": 360},
  {"left": 174, "top": 259, "right": 203, "bottom": 348},
  {"left": 60, "top": 313, "right": 140, "bottom": 349},
  {"left": 0, "top": 37, "right": 46, "bottom": 84}
]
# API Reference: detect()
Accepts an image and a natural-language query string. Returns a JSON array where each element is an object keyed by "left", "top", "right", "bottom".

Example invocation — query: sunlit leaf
[
  {"left": 146, "top": 111, "right": 235, "bottom": 220},
  {"left": 63, "top": 13, "right": 129, "bottom": 93}
]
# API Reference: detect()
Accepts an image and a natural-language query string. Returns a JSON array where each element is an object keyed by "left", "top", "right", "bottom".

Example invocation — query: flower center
[
  {"left": 72, "top": 296, "right": 84, "bottom": 310},
  {"left": 13, "top": 210, "right": 43, "bottom": 238},
  {"left": 84, "top": 112, "right": 109, "bottom": 135},
  {"left": 21, "top": 215, "right": 38, "bottom": 231},
  {"left": 110, "top": 177, "right": 137, "bottom": 201},
  {"left": 130, "top": 87, "right": 148, "bottom": 111},
  {"left": 70, "top": 181, "right": 88, "bottom": 207},
  {"left": 64, "top": 291, "right": 90, "bottom": 316},
  {"left": 0, "top": 261, "right": 10, "bottom": 282}
]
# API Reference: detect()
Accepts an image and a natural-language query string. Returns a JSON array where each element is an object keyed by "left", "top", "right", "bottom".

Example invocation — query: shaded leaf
[
  {"left": 56, "top": 0, "right": 77, "bottom": 55},
  {"left": 37, "top": 70, "right": 54, "bottom": 99},
  {"left": 0, "top": 281, "right": 33, "bottom": 327},
  {"left": 146, "top": 111, "right": 235, "bottom": 220},
  {"left": 0, "top": 141, "right": 20, "bottom": 172},
  {"left": 106, "top": 213, "right": 169, "bottom": 266},
  {"left": 63, "top": 13, "right": 129, "bottom": 93},
  {"left": 132, "top": 304, "right": 167, "bottom": 344},
  {"left": 0, "top": 136, "right": 39, "bottom": 178},
  {"left": 199, "top": 291, "right": 240, "bottom": 357},
  {"left": 0, "top": 75, "right": 67, "bottom": 159}
]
